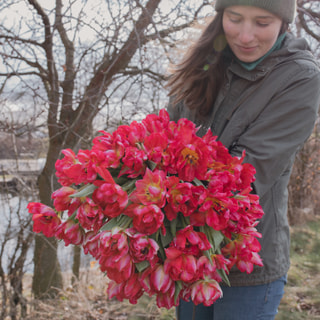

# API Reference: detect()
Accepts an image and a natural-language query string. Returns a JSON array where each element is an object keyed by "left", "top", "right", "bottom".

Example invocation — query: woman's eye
[
  {"left": 257, "top": 21, "right": 270, "bottom": 27},
  {"left": 230, "top": 18, "right": 241, "bottom": 23}
]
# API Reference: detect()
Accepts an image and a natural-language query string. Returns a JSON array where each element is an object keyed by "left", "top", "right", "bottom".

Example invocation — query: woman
[{"left": 166, "top": 0, "right": 320, "bottom": 319}]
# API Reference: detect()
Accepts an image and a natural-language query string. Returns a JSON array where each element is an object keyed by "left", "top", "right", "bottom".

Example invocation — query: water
[{"left": 0, "top": 193, "right": 91, "bottom": 275}]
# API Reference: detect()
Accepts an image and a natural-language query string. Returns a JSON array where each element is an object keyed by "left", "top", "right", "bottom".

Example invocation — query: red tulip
[
  {"left": 189, "top": 279, "right": 222, "bottom": 306},
  {"left": 27, "top": 202, "right": 61, "bottom": 237}
]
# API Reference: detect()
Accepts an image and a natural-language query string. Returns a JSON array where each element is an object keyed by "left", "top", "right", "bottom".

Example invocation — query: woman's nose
[{"left": 238, "top": 24, "right": 255, "bottom": 44}]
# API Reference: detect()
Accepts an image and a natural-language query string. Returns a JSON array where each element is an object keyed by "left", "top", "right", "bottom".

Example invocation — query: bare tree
[
  {"left": 0, "top": 198, "right": 34, "bottom": 320},
  {"left": 0, "top": 0, "right": 210, "bottom": 299},
  {"left": 0, "top": 94, "right": 44, "bottom": 319},
  {"left": 0, "top": 128, "right": 38, "bottom": 320},
  {"left": 296, "top": 0, "right": 320, "bottom": 48},
  {"left": 287, "top": 0, "right": 320, "bottom": 224}
]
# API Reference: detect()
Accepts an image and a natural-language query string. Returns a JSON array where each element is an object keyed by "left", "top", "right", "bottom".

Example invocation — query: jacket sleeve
[
  {"left": 167, "top": 97, "right": 179, "bottom": 121},
  {"left": 230, "top": 65, "right": 320, "bottom": 199}
]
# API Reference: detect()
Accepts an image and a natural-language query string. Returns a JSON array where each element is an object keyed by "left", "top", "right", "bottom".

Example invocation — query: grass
[
  {"left": 23, "top": 268, "right": 176, "bottom": 320},
  {"left": 19, "top": 216, "right": 320, "bottom": 320},
  {"left": 276, "top": 216, "right": 320, "bottom": 320}
]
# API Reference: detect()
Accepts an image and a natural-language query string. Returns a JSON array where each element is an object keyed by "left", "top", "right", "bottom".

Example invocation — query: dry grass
[
  {"left": 276, "top": 216, "right": 320, "bottom": 320},
  {"left": 6, "top": 217, "right": 320, "bottom": 320},
  {"left": 22, "top": 268, "right": 175, "bottom": 320}
]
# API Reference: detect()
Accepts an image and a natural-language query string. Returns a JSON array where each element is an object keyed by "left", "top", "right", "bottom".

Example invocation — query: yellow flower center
[{"left": 181, "top": 148, "right": 199, "bottom": 165}]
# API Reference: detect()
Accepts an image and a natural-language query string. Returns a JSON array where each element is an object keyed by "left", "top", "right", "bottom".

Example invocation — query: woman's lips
[{"left": 236, "top": 45, "right": 258, "bottom": 53}]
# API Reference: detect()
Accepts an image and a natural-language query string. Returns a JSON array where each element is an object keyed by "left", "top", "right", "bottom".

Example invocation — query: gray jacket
[{"left": 167, "top": 33, "right": 320, "bottom": 286}]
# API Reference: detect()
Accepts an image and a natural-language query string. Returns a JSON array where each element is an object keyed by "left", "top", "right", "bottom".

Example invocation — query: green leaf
[
  {"left": 169, "top": 218, "right": 178, "bottom": 239},
  {"left": 70, "top": 184, "right": 97, "bottom": 198},
  {"left": 99, "top": 215, "right": 132, "bottom": 231},
  {"left": 147, "top": 160, "right": 157, "bottom": 171},
  {"left": 160, "top": 229, "right": 174, "bottom": 248},
  {"left": 121, "top": 179, "right": 137, "bottom": 192},
  {"left": 150, "top": 229, "right": 160, "bottom": 242},
  {"left": 174, "top": 281, "right": 183, "bottom": 305},
  {"left": 68, "top": 210, "right": 78, "bottom": 221},
  {"left": 192, "top": 177, "right": 204, "bottom": 187},
  {"left": 112, "top": 175, "right": 129, "bottom": 186},
  {"left": 100, "top": 218, "right": 119, "bottom": 231},
  {"left": 152, "top": 230, "right": 166, "bottom": 261},
  {"left": 203, "top": 249, "right": 213, "bottom": 264},
  {"left": 217, "top": 268, "right": 230, "bottom": 286},
  {"left": 118, "top": 214, "right": 133, "bottom": 229},
  {"left": 208, "top": 227, "right": 225, "bottom": 252},
  {"left": 135, "top": 260, "right": 150, "bottom": 273},
  {"left": 158, "top": 245, "right": 166, "bottom": 261},
  {"left": 180, "top": 214, "right": 190, "bottom": 228}
]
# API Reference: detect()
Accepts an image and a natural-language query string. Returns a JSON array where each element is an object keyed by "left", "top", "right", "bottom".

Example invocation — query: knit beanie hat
[{"left": 215, "top": 0, "right": 296, "bottom": 23}]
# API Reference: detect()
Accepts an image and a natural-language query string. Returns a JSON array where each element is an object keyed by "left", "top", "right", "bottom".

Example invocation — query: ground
[
  {"left": 276, "top": 216, "right": 320, "bottom": 320},
  {"left": 20, "top": 216, "right": 320, "bottom": 320}
]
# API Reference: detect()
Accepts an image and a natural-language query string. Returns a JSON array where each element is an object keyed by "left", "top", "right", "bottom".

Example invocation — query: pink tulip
[
  {"left": 156, "top": 282, "right": 177, "bottom": 309},
  {"left": 130, "top": 168, "right": 166, "bottom": 208},
  {"left": 92, "top": 182, "right": 128, "bottom": 218},
  {"left": 82, "top": 231, "right": 101, "bottom": 259},
  {"left": 164, "top": 247, "right": 198, "bottom": 283},
  {"left": 55, "top": 219, "right": 84, "bottom": 246},
  {"left": 140, "top": 264, "right": 174, "bottom": 295},
  {"left": 125, "top": 204, "right": 164, "bottom": 236},
  {"left": 189, "top": 279, "right": 222, "bottom": 306},
  {"left": 76, "top": 197, "right": 104, "bottom": 232},
  {"left": 52, "top": 186, "right": 81, "bottom": 215},
  {"left": 128, "top": 229, "right": 159, "bottom": 266},
  {"left": 107, "top": 274, "right": 144, "bottom": 304},
  {"left": 27, "top": 202, "right": 61, "bottom": 237}
]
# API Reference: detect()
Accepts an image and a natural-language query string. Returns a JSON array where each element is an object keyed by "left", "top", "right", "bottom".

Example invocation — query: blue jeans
[{"left": 176, "top": 275, "right": 287, "bottom": 320}]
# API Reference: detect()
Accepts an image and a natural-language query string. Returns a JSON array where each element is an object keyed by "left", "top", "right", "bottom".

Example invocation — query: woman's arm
[{"left": 230, "top": 67, "right": 320, "bottom": 198}]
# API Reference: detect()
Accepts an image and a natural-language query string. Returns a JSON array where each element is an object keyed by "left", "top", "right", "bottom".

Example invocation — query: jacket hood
[
  {"left": 228, "top": 32, "right": 317, "bottom": 81},
  {"left": 277, "top": 32, "right": 312, "bottom": 58}
]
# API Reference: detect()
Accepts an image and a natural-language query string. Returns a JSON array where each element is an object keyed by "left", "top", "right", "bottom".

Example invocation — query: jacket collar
[{"left": 226, "top": 33, "right": 314, "bottom": 82}]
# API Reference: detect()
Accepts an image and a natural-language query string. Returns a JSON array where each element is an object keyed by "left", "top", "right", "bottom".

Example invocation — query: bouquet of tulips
[{"left": 27, "top": 109, "right": 264, "bottom": 309}]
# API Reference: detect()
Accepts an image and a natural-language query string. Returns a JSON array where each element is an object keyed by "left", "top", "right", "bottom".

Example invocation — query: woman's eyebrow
[{"left": 225, "top": 9, "right": 242, "bottom": 16}]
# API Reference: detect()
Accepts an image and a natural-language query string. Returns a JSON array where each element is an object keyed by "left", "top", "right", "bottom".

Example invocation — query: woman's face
[{"left": 222, "top": 6, "right": 282, "bottom": 63}]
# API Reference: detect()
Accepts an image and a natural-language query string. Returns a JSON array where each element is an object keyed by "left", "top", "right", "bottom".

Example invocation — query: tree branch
[
  {"left": 72, "top": 0, "right": 162, "bottom": 137},
  {"left": 28, "top": 0, "right": 60, "bottom": 136},
  {"left": 121, "top": 66, "right": 166, "bottom": 82},
  {"left": 55, "top": 0, "right": 75, "bottom": 119},
  {"left": 0, "top": 34, "right": 43, "bottom": 47},
  {"left": 298, "top": 9, "right": 320, "bottom": 42}
]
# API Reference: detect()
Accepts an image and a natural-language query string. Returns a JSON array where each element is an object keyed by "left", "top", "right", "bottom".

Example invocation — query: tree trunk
[
  {"left": 32, "top": 235, "right": 63, "bottom": 298},
  {"left": 32, "top": 142, "right": 64, "bottom": 298},
  {"left": 72, "top": 246, "right": 81, "bottom": 286}
]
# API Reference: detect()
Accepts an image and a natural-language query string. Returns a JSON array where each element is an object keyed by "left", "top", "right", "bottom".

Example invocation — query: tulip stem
[{"left": 192, "top": 304, "right": 196, "bottom": 320}]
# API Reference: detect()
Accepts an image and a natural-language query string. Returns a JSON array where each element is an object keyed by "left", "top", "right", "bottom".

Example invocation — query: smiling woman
[
  {"left": 166, "top": 0, "right": 320, "bottom": 319},
  {"left": 222, "top": 6, "right": 283, "bottom": 63}
]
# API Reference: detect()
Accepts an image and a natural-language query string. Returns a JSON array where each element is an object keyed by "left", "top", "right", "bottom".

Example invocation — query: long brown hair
[{"left": 166, "top": 12, "right": 228, "bottom": 118}]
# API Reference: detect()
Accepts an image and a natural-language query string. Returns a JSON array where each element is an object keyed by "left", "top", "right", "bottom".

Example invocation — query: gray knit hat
[{"left": 215, "top": 0, "right": 296, "bottom": 23}]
